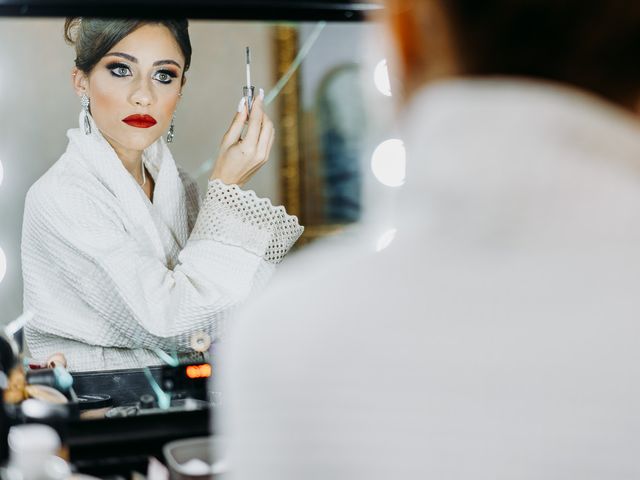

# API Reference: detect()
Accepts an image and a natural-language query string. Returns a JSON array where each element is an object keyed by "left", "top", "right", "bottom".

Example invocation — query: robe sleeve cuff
[{"left": 190, "top": 179, "right": 304, "bottom": 264}]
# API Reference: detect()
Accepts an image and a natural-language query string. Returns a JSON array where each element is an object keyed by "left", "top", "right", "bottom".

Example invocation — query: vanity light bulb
[
  {"left": 371, "top": 139, "right": 406, "bottom": 187},
  {"left": 374, "top": 59, "right": 392, "bottom": 97},
  {"left": 0, "top": 246, "right": 6, "bottom": 284}
]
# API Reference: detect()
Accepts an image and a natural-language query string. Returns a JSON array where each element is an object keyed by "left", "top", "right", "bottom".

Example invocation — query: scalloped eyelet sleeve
[{"left": 190, "top": 179, "right": 304, "bottom": 264}]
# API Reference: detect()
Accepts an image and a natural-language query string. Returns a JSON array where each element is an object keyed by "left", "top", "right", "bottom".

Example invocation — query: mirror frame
[
  {"left": 0, "top": 1, "right": 381, "bottom": 20},
  {"left": 275, "top": 25, "right": 347, "bottom": 246}
]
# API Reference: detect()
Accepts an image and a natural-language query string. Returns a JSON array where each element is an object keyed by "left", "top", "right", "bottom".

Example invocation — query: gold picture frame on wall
[{"left": 274, "top": 25, "right": 350, "bottom": 247}]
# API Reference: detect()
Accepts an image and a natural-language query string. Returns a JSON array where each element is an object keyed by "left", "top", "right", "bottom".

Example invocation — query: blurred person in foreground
[{"left": 220, "top": 1, "right": 640, "bottom": 478}]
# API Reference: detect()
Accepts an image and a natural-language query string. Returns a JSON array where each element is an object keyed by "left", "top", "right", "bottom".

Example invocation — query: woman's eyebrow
[
  {"left": 104, "top": 52, "right": 182, "bottom": 69},
  {"left": 153, "top": 59, "right": 182, "bottom": 69},
  {"left": 105, "top": 52, "right": 137, "bottom": 63}
]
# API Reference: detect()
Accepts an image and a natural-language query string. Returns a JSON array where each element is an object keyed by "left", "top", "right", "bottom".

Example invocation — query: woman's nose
[{"left": 131, "top": 79, "right": 154, "bottom": 107}]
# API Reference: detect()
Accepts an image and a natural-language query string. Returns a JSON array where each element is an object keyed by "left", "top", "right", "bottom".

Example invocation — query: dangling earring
[
  {"left": 167, "top": 114, "right": 175, "bottom": 143},
  {"left": 81, "top": 94, "right": 91, "bottom": 135}
]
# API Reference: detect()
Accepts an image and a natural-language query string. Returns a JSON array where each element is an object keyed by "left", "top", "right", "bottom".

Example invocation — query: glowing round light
[
  {"left": 0, "top": 158, "right": 4, "bottom": 187},
  {"left": 374, "top": 59, "right": 392, "bottom": 97},
  {"left": 371, "top": 139, "right": 406, "bottom": 187},
  {"left": 0, "top": 246, "right": 6, "bottom": 284},
  {"left": 376, "top": 228, "right": 397, "bottom": 252}
]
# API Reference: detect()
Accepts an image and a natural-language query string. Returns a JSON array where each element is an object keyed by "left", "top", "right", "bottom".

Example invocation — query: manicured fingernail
[
  {"left": 237, "top": 97, "right": 246, "bottom": 113},
  {"left": 259, "top": 88, "right": 265, "bottom": 100}
]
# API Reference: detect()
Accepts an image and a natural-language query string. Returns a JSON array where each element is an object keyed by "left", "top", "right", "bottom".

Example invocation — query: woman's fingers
[
  {"left": 243, "top": 90, "right": 265, "bottom": 146},
  {"left": 220, "top": 97, "right": 248, "bottom": 149},
  {"left": 255, "top": 115, "right": 274, "bottom": 163},
  {"left": 210, "top": 90, "right": 275, "bottom": 186}
]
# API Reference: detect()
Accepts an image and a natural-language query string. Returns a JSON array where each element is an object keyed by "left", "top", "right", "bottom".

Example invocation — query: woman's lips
[{"left": 122, "top": 114, "right": 157, "bottom": 128}]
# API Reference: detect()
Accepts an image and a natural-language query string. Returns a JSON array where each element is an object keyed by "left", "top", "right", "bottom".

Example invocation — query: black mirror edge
[{"left": 0, "top": 1, "right": 383, "bottom": 21}]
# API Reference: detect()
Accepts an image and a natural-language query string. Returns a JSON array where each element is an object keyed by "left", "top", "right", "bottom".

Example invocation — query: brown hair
[
  {"left": 440, "top": 0, "right": 640, "bottom": 107},
  {"left": 64, "top": 17, "right": 192, "bottom": 75}
]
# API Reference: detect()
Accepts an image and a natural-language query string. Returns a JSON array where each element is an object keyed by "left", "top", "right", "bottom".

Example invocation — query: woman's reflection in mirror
[{"left": 21, "top": 18, "right": 303, "bottom": 372}]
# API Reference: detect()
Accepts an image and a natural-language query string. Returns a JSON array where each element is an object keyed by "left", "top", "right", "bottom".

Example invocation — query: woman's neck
[
  {"left": 117, "top": 148, "right": 145, "bottom": 183},
  {"left": 102, "top": 132, "right": 145, "bottom": 184},
  {"left": 117, "top": 145, "right": 154, "bottom": 201}
]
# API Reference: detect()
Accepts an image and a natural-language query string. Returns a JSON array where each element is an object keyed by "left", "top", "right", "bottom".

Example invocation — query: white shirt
[
  {"left": 22, "top": 113, "right": 303, "bottom": 371},
  {"left": 222, "top": 79, "right": 640, "bottom": 479}
]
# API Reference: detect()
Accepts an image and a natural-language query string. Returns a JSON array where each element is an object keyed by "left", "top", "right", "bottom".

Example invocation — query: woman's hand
[{"left": 210, "top": 89, "right": 275, "bottom": 186}]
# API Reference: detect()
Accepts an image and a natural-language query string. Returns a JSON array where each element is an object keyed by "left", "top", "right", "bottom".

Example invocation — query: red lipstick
[{"left": 122, "top": 114, "right": 157, "bottom": 128}]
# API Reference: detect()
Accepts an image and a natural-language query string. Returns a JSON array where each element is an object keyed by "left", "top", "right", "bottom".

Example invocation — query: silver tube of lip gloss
[{"left": 244, "top": 47, "right": 255, "bottom": 113}]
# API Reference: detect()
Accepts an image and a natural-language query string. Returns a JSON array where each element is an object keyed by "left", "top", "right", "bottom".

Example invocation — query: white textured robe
[
  {"left": 22, "top": 113, "right": 303, "bottom": 371},
  {"left": 223, "top": 80, "right": 640, "bottom": 479}
]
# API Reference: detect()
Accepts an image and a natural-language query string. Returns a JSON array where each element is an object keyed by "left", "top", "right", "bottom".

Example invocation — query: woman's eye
[
  {"left": 154, "top": 70, "right": 176, "bottom": 84},
  {"left": 108, "top": 64, "right": 131, "bottom": 78}
]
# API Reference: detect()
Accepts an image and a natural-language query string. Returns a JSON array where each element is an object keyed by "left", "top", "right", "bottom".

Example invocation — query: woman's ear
[
  {"left": 71, "top": 67, "right": 89, "bottom": 97},
  {"left": 181, "top": 74, "right": 188, "bottom": 89}
]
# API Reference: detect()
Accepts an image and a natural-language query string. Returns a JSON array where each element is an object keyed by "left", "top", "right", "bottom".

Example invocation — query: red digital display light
[{"left": 186, "top": 364, "right": 212, "bottom": 379}]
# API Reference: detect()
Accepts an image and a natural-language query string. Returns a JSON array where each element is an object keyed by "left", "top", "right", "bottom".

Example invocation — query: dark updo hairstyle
[
  {"left": 64, "top": 17, "right": 192, "bottom": 78},
  {"left": 440, "top": 0, "right": 640, "bottom": 107}
]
